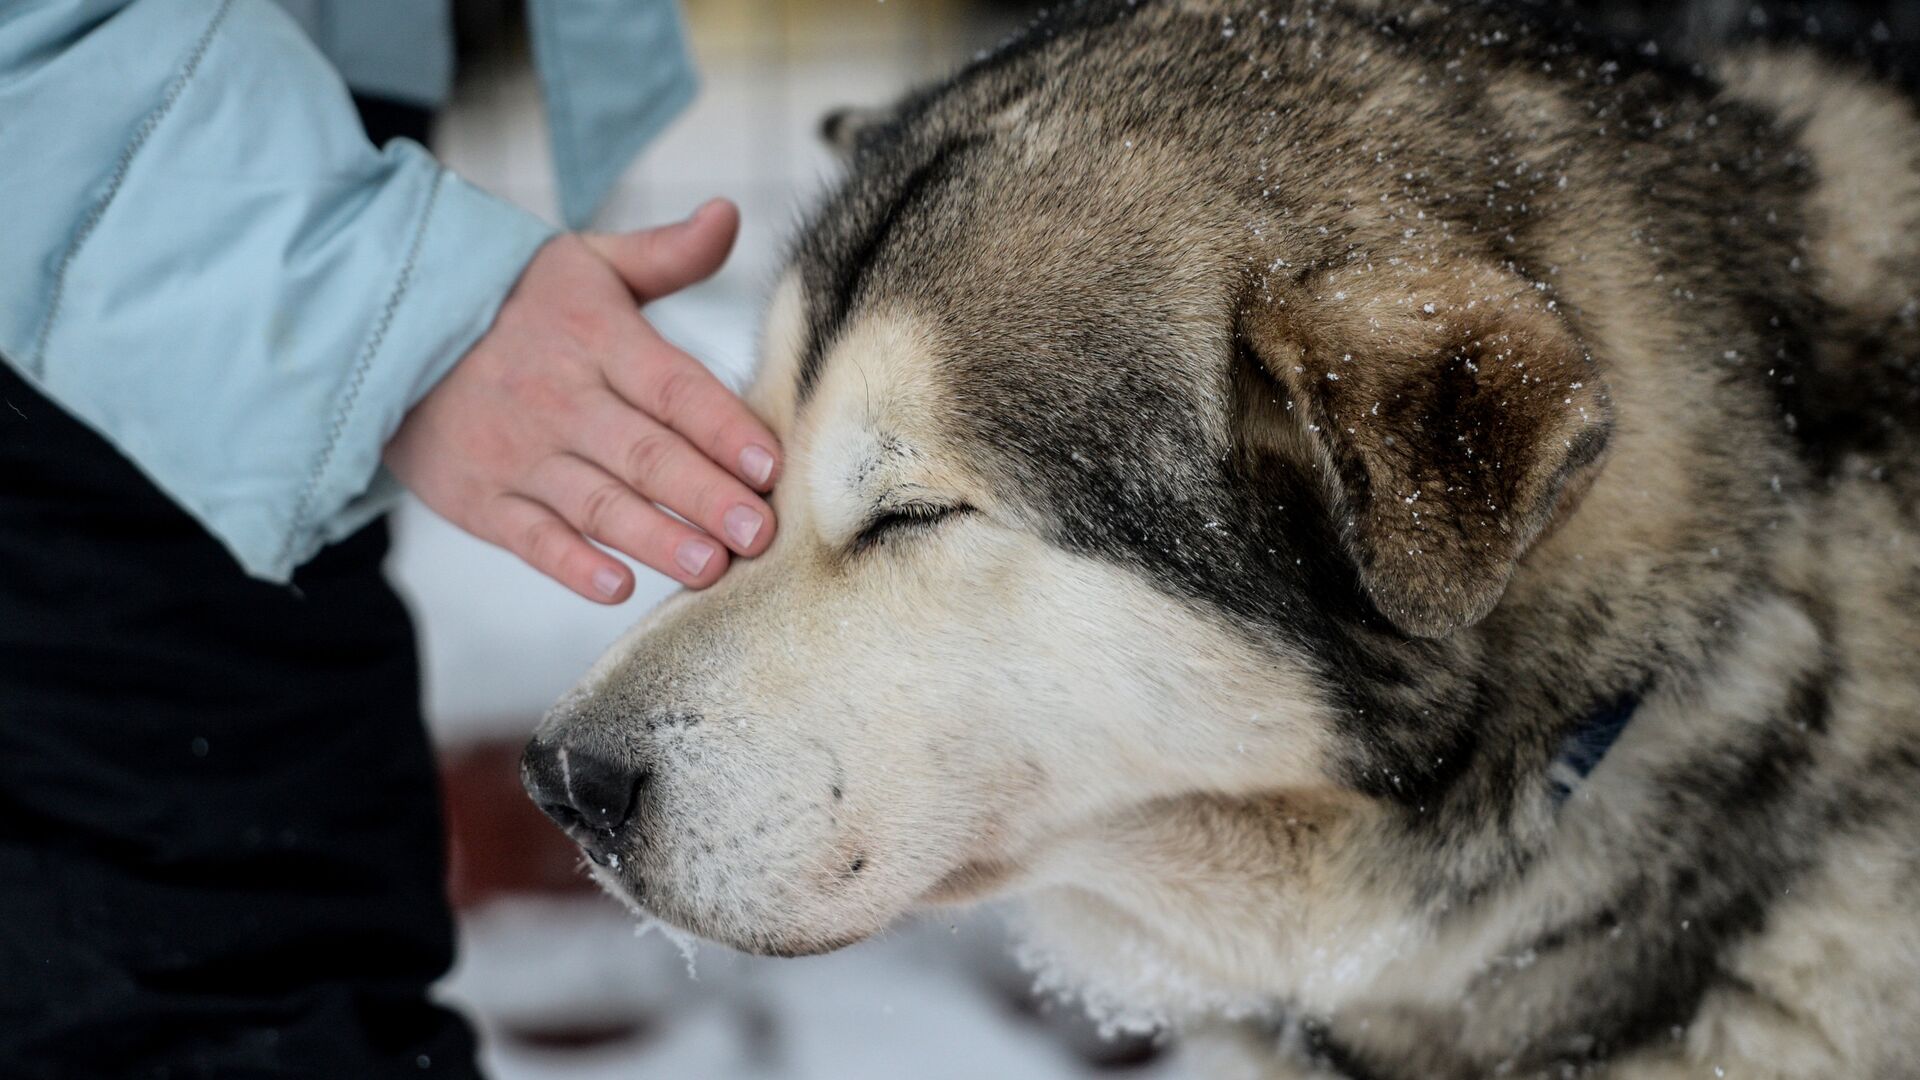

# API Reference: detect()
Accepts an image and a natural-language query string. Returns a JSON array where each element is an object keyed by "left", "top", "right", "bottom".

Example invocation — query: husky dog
[{"left": 521, "top": 1, "right": 1920, "bottom": 1075}]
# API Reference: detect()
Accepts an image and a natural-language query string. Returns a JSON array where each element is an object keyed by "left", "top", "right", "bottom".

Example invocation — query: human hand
[{"left": 384, "top": 199, "right": 780, "bottom": 602}]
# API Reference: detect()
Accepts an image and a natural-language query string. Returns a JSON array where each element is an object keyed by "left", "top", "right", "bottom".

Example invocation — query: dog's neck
[
  {"left": 1009, "top": 693, "right": 1650, "bottom": 1030},
  {"left": 1013, "top": 594, "right": 1825, "bottom": 1059}
]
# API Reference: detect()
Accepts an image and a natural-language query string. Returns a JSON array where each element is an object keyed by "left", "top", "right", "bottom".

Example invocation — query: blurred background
[{"left": 392, "top": 1, "right": 1917, "bottom": 1077}]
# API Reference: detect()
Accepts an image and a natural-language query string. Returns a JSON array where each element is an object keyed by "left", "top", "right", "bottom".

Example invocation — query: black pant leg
[{"left": 0, "top": 97, "right": 481, "bottom": 1080}]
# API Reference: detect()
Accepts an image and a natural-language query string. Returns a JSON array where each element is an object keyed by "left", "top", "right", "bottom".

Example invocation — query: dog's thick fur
[{"left": 528, "top": 2, "right": 1920, "bottom": 1075}]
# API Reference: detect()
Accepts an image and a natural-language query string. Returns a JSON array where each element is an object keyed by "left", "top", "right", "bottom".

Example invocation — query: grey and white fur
[{"left": 524, "top": 2, "right": 1920, "bottom": 1075}]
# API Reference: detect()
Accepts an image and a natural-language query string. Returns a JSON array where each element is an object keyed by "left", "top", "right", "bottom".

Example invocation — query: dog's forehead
[
  {"left": 757, "top": 275, "right": 1231, "bottom": 509},
  {"left": 786, "top": 120, "right": 1243, "bottom": 392},
  {"left": 746, "top": 271, "right": 808, "bottom": 439},
  {"left": 751, "top": 277, "right": 997, "bottom": 529},
  {"left": 751, "top": 165, "right": 1255, "bottom": 551},
  {"left": 748, "top": 122, "right": 1307, "bottom": 615},
  {"left": 800, "top": 311, "right": 964, "bottom": 514}
]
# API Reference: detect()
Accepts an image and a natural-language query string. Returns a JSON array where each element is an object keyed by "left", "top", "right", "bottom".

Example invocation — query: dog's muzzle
[{"left": 520, "top": 738, "right": 645, "bottom": 866}]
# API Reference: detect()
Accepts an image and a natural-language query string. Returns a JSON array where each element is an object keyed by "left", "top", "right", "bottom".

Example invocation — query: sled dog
[{"left": 526, "top": 2, "right": 1920, "bottom": 1075}]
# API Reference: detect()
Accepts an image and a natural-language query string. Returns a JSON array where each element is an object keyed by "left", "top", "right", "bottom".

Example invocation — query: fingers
[
  {"left": 580, "top": 201, "right": 780, "bottom": 490},
  {"left": 490, "top": 456, "right": 732, "bottom": 597},
  {"left": 482, "top": 493, "right": 639, "bottom": 603},
  {"left": 583, "top": 199, "right": 740, "bottom": 302},
  {"left": 528, "top": 455, "right": 730, "bottom": 588},
  {"left": 604, "top": 322, "right": 783, "bottom": 492},
  {"left": 575, "top": 394, "right": 774, "bottom": 557}
]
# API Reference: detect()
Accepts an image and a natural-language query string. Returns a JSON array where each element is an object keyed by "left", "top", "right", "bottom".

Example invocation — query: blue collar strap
[{"left": 1546, "top": 692, "right": 1641, "bottom": 805}]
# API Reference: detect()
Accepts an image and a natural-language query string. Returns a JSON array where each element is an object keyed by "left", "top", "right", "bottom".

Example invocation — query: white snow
[{"left": 440, "top": 899, "right": 1186, "bottom": 1080}]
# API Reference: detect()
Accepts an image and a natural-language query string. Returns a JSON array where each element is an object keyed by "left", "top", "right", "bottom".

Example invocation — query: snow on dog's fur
[{"left": 526, "top": 2, "right": 1920, "bottom": 1075}]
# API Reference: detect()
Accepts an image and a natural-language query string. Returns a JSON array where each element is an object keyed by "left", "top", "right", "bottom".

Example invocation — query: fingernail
[
  {"left": 675, "top": 538, "right": 717, "bottom": 577},
  {"left": 739, "top": 444, "right": 775, "bottom": 486},
  {"left": 723, "top": 505, "right": 764, "bottom": 549},
  {"left": 592, "top": 567, "right": 624, "bottom": 599}
]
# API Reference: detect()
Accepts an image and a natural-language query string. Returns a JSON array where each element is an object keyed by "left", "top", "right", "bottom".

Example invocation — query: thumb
[{"left": 583, "top": 198, "right": 740, "bottom": 302}]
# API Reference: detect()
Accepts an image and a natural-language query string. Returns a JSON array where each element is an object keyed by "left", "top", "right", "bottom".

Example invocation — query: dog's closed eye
[{"left": 852, "top": 502, "right": 973, "bottom": 553}]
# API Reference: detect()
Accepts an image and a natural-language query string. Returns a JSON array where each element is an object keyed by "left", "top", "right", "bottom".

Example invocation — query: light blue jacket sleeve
[
  {"left": 0, "top": 0, "right": 557, "bottom": 581},
  {"left": 263, "top": 0, "right": 700, "bottom": 228}
]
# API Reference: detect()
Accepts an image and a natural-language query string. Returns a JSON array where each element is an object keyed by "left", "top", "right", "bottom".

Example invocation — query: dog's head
[{"left": 524, "top": 17, "right": 1612, "bottom": 960}]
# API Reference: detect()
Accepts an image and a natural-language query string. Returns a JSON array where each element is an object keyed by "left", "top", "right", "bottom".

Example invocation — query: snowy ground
[
  {"left": 440, "top": 900, "right": 1180, "bottom": 1080},
  {"left": 387, "top": 10, "right": 1191, "bottom": 1077}
]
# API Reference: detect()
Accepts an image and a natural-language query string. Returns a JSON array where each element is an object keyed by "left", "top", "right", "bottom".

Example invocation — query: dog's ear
[
  {"left": 1241, "top": 263, "right": 1611, "bottom": 637},
  {"left": 819, "top": 104, "right": 895, "bottom": 158}
]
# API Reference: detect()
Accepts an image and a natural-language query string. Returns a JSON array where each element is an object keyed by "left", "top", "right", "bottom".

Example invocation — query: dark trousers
[{"left": 0, "top": 100, "right": 482, "bottom": 1080}]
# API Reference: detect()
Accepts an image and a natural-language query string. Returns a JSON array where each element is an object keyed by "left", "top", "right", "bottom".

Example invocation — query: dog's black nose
[{"left": 521, "top": 740, "right": 644, "bottom": 836}]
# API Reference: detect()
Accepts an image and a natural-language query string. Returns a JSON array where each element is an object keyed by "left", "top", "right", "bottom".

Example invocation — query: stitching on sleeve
[
  {"left": 28, "top": 0, "right": 239, "bottom": 379},
  {"left": 273, "top": 168, "right": 448, "bottom": 574}
]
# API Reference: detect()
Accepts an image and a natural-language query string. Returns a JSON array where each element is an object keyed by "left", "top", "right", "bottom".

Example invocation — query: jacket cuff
[{"left": 277, "top": 169, "right": 556, "bottom": 576}]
